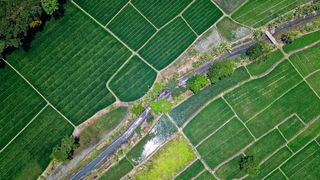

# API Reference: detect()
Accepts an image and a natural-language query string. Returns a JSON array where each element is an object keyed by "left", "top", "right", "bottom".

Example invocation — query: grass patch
[
  {"left": 107, "top": 4, "right": 157, "bottom": 50},
  {"left": 109, "top": 56, "right": 157, "bottom": 102},
  {"left": 247, "top": 82, "right": 320, "bottom": 138},
  {"left": 139, "top": 17, "right": 197, "bottom": 70},
  {"left": 216, "top": 155, "right": 245, "bottom": 179},
  {"left": 195, "top": 171, "right": 216, "bottom": 180},
  {"left": 283, "top": 30, "right": 320, "bottom": 53},
  {"left": 0, "top": 106, "right": 73, "bottom": 180},
  {"left": 133, "top": 136, "right": 196, "bottom": 179},
  {"left": 8, "top": 3, "right": 132, "bottom": 125},
  {"left": 216, "top": 17, "right": 251, "bottom": 42},
  {"left": 307, "top": 71, "right": 320, "bottom": 96},
  {"left": 213, "top": 0, "right": 247, "bottom": 14},
  {"left": 183, "top": 98, "right": 234, "bottom": 145},
  {"left": 231, "top": 0, "right": 310, "bottom": 27},
  {"left": 175, "top": 160, "right": 205, "bottom": 180},
  {"left": 0, "top": 66, "right": 46, "bottom": 149},
  {"left": 131, "top": 0, "right": 192, "bottom": 28},
  {"left": 100, "top": 158, "right": 133, "bottom": 180},
  {"left": 197, "top": 117, "right": 253, "bottom": 168},
  {"left": 288, "top": 117, "right": 320, "bottom": 152},
  {"left": 225, "top": 60, "right": 302, "bottom": 122},
  {"left": 182, "top": 0, "right": 223, "bottom": 34},
  {"left": 278, "top": 115, "right": 305, "bottom": 140},
  {"left": 289, "top": 43, "right": 320, "bottom": 77},
  {"left": 281, "top": 142, "right": 320, "bottom": 179},
  {"left": 246, "top": 50, "right": 284, "bottom": 76},
  {"left": 170, "top": 67, "right": 250, "bottom": 126},
  {"left": 73, "top": 0, "right": 127, "bottom": 25}
]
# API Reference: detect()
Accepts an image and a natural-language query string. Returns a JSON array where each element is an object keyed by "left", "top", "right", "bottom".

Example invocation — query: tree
[
  {"left": 41, "top": 0, "right": 59, "bottom": 15},
  {"left": 246, "top": 41, "right": 272, "bottom": 61},
  {"left": 51, "top": 136, "right": 76, "bottom": 162},
  {"left": 150, "top": 98, "right": 172, "bottom": 114},
  {"left": 130, "top": 103, "right": 144, "bottom": 116},
  {"left": 186, "top": 74, "right": 209, "bottom": 93},
  {"left": 208, "top": 60, "right": 236, "bottom": 84},
  {"left": 280, "top": 34, "right": 293, "bottom": 44},
  {"left": 239, "top": 156, "right": 260, "bottom": 176}
]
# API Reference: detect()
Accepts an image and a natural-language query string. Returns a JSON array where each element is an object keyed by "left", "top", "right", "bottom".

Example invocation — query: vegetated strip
[
  {"left": 100, "top": 157, "right": 133, "bottom": 180},
  {"left": 283, "top": 30, "right": 320, "bottom": 53}
]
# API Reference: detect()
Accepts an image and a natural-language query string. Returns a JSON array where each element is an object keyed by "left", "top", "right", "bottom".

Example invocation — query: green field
[
  {"left": 0, "top": 66, "right": 46, "bottom": 149},
  {"left": 195, "top": 171, "right": 216, "bottom": 180},
  {"left": 0, "top": 106, "right": 73, "bottom": 180},
  {"left": 307, "top": 71, "right": 320, "bottom": 96},
  {"left": 231, "top": 0, "right": 310, "bottom": 27},
  {"left": 283, "top": 30, "right": 320, "bottom": 53},
  {"left": 73, "top": 0, "right": 127, "bottom": 25},
  {"left": 109, "top": 56, "right": 157, "bottom": 102},
  {"left": 175, "top": 160, "right": 205, "bottom": 180},
  {"left": 139, "top": 18, "right": 197, "bottom": 70},
  {"left": 246, "top": 50, "right": 284, "bottom": 76},
  {"left": 7, "top": 3, "right": 131, "bottom": 125},
  {"left": 213, "top": 0, "right": 247, "bottom": 14},
  {"left": 289, "top": 43, "right": 320, "bottom": 77},
  {"left": 100, "top": 158, "right": 133, "bottom": 180},
  {"left": 183, "top": 98, "right": 234, "bottom": 145},
  {"left": 182, "top": 0, "right": 223, "bottom": 34},
  {"left": 107, "top": 4, "right": 157, "bottom": 50},
  {"left": 131, "top": 0, "right": 193, "bottom": 28},
  {"left": 215, "top": 155, "right": 245, "bottom": 179},
  {"left": 278, "top": 115, "right": 305, "bottom": 140}
]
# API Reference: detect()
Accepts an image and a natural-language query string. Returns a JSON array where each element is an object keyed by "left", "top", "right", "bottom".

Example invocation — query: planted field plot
[
  {"left": 139, "top": 18, "right": 197, "bottom": 70},
  {"left": 73, "top": 0, "right": 127, "bottom": 25},
  {"left": 100, "top": 158, "right": 133, "bottom": 180},
  {"left": 278, "top": 115, "right": 305, "bottom": 140},
  {"left": 0, "top": 106, "right": 73, "bottom": 180},
  {"left": 175, "top": 160, "right": 205, "bottom": 180},
  {"left": 109, "top": 56, "right": 157, "bottom": 102},
  {"left": 182, "top": 0, "right": 223, "bottom": 34},
  {"left": 246, "top": 50, "right": 284, "bottom": 76},
  {"left": 283, "top": 30, "right": 320, "bottom": 53},
  {"left": 170, "top": 67, "right": 250, "bottom": 126},
  {"left": 289, "top": 43, "right": 320, "bottom": 77},
  {"left": 216, "top": 17, "right": 252, "bottom": 42},
  {"left": 195, "top": 171, "right": 216, "bottom": 180},
  {"left": 0, "top": 66, "right": 46, "bottom": 149},
  {"left": 231, "top": 0, "right": 310, "bottom": 27},
  {"left": 8, "top": 3, "right": 132, "bottom": 125},
  {"left": 225, "top": 60, "right": 302, "bottom": 122},
  {"left": 131, "top": 0, "right": 193, "bottom": 28},
  {"left": 215, "top": 155, "right": 245, "bottom": 179},
  {"left": 307, "top": 71, "right": 320, "bottom": 96},
  {"left": 183, "top": 98, "right": 234, "bottom": 145},
  {"left": 265, "top": 170, "right": 287, "bottom": 180},
  {"left": 213, "top": 0, "right": 247, "bottom": 14},
  {"left": 107, "top": 4, "right": 157, "bottom": 50}
]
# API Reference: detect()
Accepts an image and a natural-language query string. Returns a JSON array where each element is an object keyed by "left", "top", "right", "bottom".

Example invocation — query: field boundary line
[
  {"left": 104, "top": 2, "right": 130, "bottom": 27},
  {"left": 210, "top": 0, "right": 227, "bottom": 16},
  {"left": 229, "top": 0, "right": 249, "bottom": 16},
  {"left": 0, "top": 104, "right": 48, "bottom": 153},
  {"left": 4, "top": 60, "right": 76, "bottom": 128},
  {"left": 181, "top": 15, "right": 199, "bottom": 36},
  {"left": 305, "top": 69, "right": 320, "bottom": 79},
  {"left": 287, "top": 39, "right": 320, "bottom": 56},
  {"left": 244, "top": 65, "right": 253, "bottom": 78},
  {"left": 192, "top": 169, "right": 207, "bottom": 180},
  {"left": 129, "top": 2, "right": 159, "bottom": 30},
  {"left": 195, "top": 116, "right": 235, "bottom": 147},
  {"left": 71, "top": 0, "right": 159, "bottom": 73},
  {"left": 172, "top": 158, "right": 199, "bottom": 179},
  {"left": 279, "top": 168, "right": 290, "bottom": 180},
  {"left": 222, "top": 96, "right": 257, "bottom": 140}
]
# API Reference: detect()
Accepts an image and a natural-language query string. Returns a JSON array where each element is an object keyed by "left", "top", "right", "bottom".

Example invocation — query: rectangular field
[
  {"left": 182, "top": 0, "right": 223, "bottom": 34},
  {"left": 100, "top": 158, "right": 133, "bottom": 180},
  {"left": 175, "top": 159, "right": 205, "bottom": 180},
  {"left": 107, "top": 4, "right": 157, "bottom": 50},
  {"left": 0, "top": 66, "right": 46, "bottom": 149},
  {"left": 73, "top": 0, "right": 127, "bottom": 25},
  {"left": 139, "top": 17, "right": 197, "bottom": 70},
  {"left": 0, "top": 106, "right": 73, "bottom": 180},
  {"left": 231, "top": 0, "right": 310, "bottom": 27},
  {"left": 283, "top": 30, "right": 320, "bottom": 53},
  {"left": 183, "top": 98, "right": 234, "bottom": 145},
  {"left": 215, "top": 155, "right": 245, "bottom": 179},
  {"left": 213, "top": 0, "right": 247, "bottom": 14},
  {"left": 109, "top": 56, "right": 157, "bottom": 102},
  {"left": 307, "top": 71, "right": 320, "bottom": 96},
  {"left": 225, "top": 60, "right": 302, "bottom": 122},
  {"left": 197, "top": 117, "right": 254, "bottom": 168},
  {"left": 278, "top": 115, "right": 305, "bottom": 140},
  {"left": 7, "top": 3, "right": 132, "bottom": 125},
  {"left": 131, "top": 0, "right": 193, "bottom": 28}
]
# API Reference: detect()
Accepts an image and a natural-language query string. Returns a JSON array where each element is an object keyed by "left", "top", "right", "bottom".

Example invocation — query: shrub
[
  {"left": 246, "top": 41, "right": 272, "bottom": 61},
  {"left": 131, "top": 104, "right": 144, "bottom": 116},
  {"left": 239, "top": 156, "right": 260, "bottom": 176},
  {"left": 51, "top": 136, "right": 77, "bottom": 162},
  {"left": 150, "top": 99, "right": 172, "bottom": 114},
  {"left": 186, "top": 75, "right": 210, "bottom": 93},
  {"left": 208, "top": 60, "right": 236, "bottom": 84}
]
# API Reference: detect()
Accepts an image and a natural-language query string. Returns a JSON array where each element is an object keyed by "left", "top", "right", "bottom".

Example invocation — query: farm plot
[
  {"left": 265, "top": 170, "right": 287, "bottom": 180},
  {"left": 197, "top": 117, "right": 254, "bottom": 168},
  {"left": 289, "top": 43, "right": 320, "bottom": 77},
  {"left": 73, "top": 0, "right": 127, "bottom": 25},
  {"left": 183, "top": 98, "right": 234, "bottom": 145},
  {"left": 216, "top": 17, "right": 252, "bottom": 42},
  {"left": 231, "top": 0, "right": 310, "bottom": 27},
  {"left": 213, "top": 0, "right": 247, "bottom": 14},
  {"left": 139, "top": 17, "right": 197, "bottom": 70},
  {"left": 0, "top": 106, "right": 73, "bottom": 180},
  {"left": 170, "top": 67, "right": 250, "bottom": 126},
  {"left": 0, "top": 66, "right": 46, "bottom": 149},
  {"left": 283, "top": 30, "right": 320, "bottom": 53},
  {"left": 131, "top": 0, "right": 193, "bottom": 28},
  {"left": 225, "top": 60, "right": 302, "bottom": 122},
  {"left": 307, "top": 71, "right": 320, "bottom": 96},
  {"left": 175, "top": 159, "right": 205, "bottom": 180},
  {"left": 182, "top": 0, "right": 223, "bottom": 35},
  {"left": 215, "top": 155, "right": 246, "bottom": 179},
  {"left": 195, "top": 171, "right": 216, "bottom": 180},
  {"left": 107, "top": 4, "right": 157, "bottom": 50},
  {"left": 109, "top": 56, "right": 157, "bottom": 102},
  {"left": 246, "top": 50, "right": 284, "bottom": 76},
  {"left": 100, "top": 158, "right": 133, "bottom": 180},
  {"left": 278, "top": 115, "right": 305, "bottom": 140},
  {"left": 7, "top": 3, "right": 132, "bottom": 125}
]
